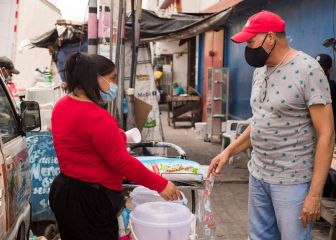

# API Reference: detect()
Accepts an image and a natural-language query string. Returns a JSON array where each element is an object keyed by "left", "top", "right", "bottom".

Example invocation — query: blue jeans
[{"left": 248, "top": 175, "right": 313, "bottom": 240}]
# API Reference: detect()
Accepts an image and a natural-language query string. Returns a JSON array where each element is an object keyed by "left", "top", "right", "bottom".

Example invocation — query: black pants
[{"left": 49, "top": 173, "right": 123, "bottom": 240}]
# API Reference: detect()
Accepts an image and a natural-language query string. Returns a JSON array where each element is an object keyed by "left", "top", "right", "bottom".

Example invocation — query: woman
[{"left": 49, "top": 53, "right": 181, "bottom": 240}]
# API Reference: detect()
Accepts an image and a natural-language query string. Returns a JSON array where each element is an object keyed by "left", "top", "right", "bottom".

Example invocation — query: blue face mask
[{"left": 100, "top": 77, "right": 118, "bottom": 102}]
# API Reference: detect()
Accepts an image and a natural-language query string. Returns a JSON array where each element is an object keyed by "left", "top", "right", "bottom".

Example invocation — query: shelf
[{"left": 213, "top": 114, "right": 225, "bottom": 118}]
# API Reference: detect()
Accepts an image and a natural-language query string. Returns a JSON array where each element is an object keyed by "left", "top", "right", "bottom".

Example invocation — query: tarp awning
[
  {"left": 20, "top": 7, "right": 232, "bottom": 51},
  {"left": 125, "top": 8, "right": 232, "bottom": 42},
  {"left": 18, "top": 20, "right": 87, "bottom": 52}
]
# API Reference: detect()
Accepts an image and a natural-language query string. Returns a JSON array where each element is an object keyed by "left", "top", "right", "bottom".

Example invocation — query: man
[
  {"left": 0, "top": 56, "right": 20, "bottom": 99},
  {"left": 207, "top": 10, "right": 334, "bottom": 239},
  {"left": 0, "top": 56, "right": 19, "bottom": 83}
]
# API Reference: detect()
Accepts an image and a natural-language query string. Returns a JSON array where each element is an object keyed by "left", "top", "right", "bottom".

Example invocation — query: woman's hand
[{"left": 159, "top": 181, "right": 182, "bottom": 201}]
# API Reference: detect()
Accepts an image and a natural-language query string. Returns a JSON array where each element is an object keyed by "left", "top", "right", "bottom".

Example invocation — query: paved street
[{"left": 161, "top": 109, "right": 330, "bottom": 240}]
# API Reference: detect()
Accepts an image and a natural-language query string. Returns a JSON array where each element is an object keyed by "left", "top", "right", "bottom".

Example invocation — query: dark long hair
[
  {"left": 65, "top": 53, "right": 115, "bottom": 104},
  {"left": 90, "top": 54, "right": 116, "bottom": 76}
]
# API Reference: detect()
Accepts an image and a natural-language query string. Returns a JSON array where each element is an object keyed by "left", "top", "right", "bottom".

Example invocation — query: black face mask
[{"left": 245, "top": 34, "right": 276, "bottom": 68}]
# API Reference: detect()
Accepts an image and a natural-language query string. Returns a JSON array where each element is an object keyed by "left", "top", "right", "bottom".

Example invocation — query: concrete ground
[{"left": 160, "top": 109, "right": 330, "bottom": 240}]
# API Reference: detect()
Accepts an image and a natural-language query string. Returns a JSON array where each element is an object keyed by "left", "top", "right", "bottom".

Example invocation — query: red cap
[{"left": 231, "top": 10, "right": 286, "bottom": 43}]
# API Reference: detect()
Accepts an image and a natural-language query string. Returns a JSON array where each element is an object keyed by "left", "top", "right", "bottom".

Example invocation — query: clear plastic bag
[{"left": 196, "top": 175, "right": 218, "bottom": 240}]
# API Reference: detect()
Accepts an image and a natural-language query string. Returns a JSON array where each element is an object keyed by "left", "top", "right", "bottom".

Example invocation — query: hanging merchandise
[{"left": 124, "top": 42, "right": 164, "bottom": 145}]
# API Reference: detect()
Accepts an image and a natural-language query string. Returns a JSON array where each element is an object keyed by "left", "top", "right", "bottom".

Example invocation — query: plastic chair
[{"left": 221, "top": 120, "right": 250, "bottom": 151}]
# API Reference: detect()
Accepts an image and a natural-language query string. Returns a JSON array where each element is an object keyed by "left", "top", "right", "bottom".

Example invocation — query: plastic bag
[{"left": 196, "top": 175, "right": 218, "bottom": 239}]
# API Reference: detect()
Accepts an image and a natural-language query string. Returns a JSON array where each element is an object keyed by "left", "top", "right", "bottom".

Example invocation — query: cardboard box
[{"left": 134, "top": 97, "right": 152, "bottom": 131}]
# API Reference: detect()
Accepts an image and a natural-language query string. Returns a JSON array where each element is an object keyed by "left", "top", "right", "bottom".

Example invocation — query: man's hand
[
  {"left": 207, "top": 150, "right": 230, "bottom": 178},
  {"left": 300, "top": 194, "right": 322, "bottom": 228}
]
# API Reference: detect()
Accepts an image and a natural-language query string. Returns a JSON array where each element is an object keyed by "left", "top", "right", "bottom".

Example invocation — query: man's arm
[
  {"left": 309, "top": 104, "right": 334, "bottom": 197},
  {"left": 207, "top": 124, "right": 252, "bottom": 177},
  {"left": 301, "top": 104, "right": 334, "bottom": 227},
  {"left": 225, "top": 124, "right": 252, "bottom": 156}
]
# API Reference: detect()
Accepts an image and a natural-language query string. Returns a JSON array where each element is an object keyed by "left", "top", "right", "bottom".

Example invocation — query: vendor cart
[{"left": 125, "top": 142, "right": 206, "bottom": 214}]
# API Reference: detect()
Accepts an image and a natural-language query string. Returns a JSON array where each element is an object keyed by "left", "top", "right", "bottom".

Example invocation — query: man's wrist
[
  {"left": 307, "top": 189, "right": 323, "bottom": 198},
  {"left": 223, "top": 146, "right": 233, "bottom": 157}
]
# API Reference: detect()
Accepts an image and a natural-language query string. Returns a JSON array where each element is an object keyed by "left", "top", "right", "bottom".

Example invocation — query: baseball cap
[
  {"left": 0, "top": 56, "right": 20, "bottom": 74},
  {"left": 231, "top": 10, "right": 286, "bottom": 43},
  {"left": 315, "top": 53, "right": 332, "bottom": 69}
]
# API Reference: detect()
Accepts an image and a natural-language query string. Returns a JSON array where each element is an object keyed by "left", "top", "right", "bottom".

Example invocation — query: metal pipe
[
  {"left": 130, "top": 0, "right": 136, "bottom": 88},
  {"left": 115, "top": 0, "right": 123, "bottom": 71},
  {"left": 113, "top": 0, "right": 123, "bottom": 117},
  {"left": 130, "top": 0, "right": 142, "bottom": 88},
  {"left": 109, "top": 0, "right": 114, "bottom": 61},
  {"left": 117, "top": 0, "right": 126, "bottom": 129},
  {"left": 88, "top": 0, "right": 98, "bottom": 54}
]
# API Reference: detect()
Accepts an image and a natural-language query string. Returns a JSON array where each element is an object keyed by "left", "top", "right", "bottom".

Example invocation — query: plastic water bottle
[{"left": 43, "top": 67, "right": 52, "bottom": 83}]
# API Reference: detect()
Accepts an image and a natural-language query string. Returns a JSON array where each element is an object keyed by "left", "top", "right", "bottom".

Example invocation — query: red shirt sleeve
[{"left": 90, "top": 113, "right": 168, "bottom": 192}]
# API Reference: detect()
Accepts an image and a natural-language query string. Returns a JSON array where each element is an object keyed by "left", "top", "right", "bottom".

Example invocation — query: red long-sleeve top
[{"left": 52, "top": 96, "right": 168, "bottom": 192}]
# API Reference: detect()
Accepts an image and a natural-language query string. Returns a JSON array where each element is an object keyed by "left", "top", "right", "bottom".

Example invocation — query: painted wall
[
  {"left": 154, "top": 41, "right": 189, "bottom": 89},
  {"left": 153, "top": 0, "right": 221, "bottom": 13},
  {"left": 199, "top": 0, "right": 220, "bottom": 11},
  {"left": 181, "top": 0, "right": 201, "bottom": 12},
  {"left": 226, "top": 0, "right": 336, "bottom": 119}
]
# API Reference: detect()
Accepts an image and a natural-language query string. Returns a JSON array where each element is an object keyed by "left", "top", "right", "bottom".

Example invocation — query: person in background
[
  {"left": 154, "top": 65, "right": 163, "bottom": 89},
  {"left": 0, "top": 56, "right": 20, "bottom": 99},
  {"left": 49, "top": 53, "right": 181, "bottom": 240},
  {"left": 316, "top": 53, "right": 336, "bottom": 198},
  {"left": 172, "top": 81, "right": 185, "bottom": 96},
  {"left": 316, "top": 53, "right": 336, "bottom": 128},
  {"left": 208, "top": 10, "right": 334, "bottom": 239}
]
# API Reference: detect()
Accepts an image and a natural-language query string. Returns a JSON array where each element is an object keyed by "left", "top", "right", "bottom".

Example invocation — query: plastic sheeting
[
  {"left": 125, "top": 8, "right": 232, "bottom": 42},
  {"left": 26, "top": 132, "right": 58, "bottom": 222}
]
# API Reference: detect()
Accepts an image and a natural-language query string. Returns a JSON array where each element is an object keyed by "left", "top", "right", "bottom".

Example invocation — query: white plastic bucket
[
  {"left": 130, "top": 186, "right": 187, "bottom": 208},
  {"left": 125, "top": 128, "right": 142, "bottom": 143},
  {"left": 195, "top": 122, "right": 207, "bottom": 140},
  {"left": 130, "top": 202, "right": 194, "bottom": 240}
]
